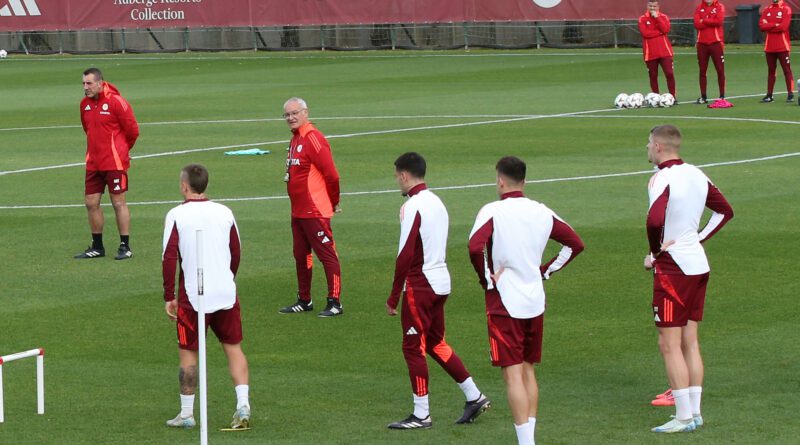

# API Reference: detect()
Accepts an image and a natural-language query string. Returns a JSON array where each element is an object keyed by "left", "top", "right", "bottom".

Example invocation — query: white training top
[
  {"left": 470, "top": 196, "right": 566, "bottom": 319},
  {"left": 163, "top": 200, "right": 239, "bottom": 313},
  {"left": 398, "top": 188, "right": 451, "bottom": 295},
  {"left": 648, "top": 163, "right": 712, "bottom": 275}
]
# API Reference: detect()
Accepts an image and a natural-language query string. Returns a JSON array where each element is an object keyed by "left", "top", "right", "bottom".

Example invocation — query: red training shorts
[
  {"left": 652, "top": 272, "right": 709, "bottom": 328},
  {"left": 176, "top": 299, "right": 243, "bottom": 350},
  {"left": 85, "top": 170, "right": 128, "bottom": 195},
  {"left": 487, "top": 307, "right": 544, "bottom": 367}
]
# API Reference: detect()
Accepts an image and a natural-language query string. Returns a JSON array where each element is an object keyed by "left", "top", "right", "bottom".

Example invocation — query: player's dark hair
[
  {"left": 83, "top": 67, "right": 103, "bottom": 81},
  {"left": 496, "top": 156, "right": 526, "bottom": 183},
  {"left": 182, "top": 164, "right": 209, "bottom": 194},
  {"left": 650, "top": 125, "right": 682, "bottom": 149},
  {"left": 394, "top": 152, "right": 426, "bottom": 179}
]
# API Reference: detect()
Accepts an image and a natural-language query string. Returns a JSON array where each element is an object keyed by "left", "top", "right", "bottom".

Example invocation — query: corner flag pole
[{"left": 196, "top": 230, "right": 208, "bottom": 445}]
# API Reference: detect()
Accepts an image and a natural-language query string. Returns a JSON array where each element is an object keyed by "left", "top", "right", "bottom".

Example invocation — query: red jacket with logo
[
  {"left": 694, "top": 1, "right": 726, "bottom": 45},
  {"left": 286, "top": 122, "right": 340, "bottom": 219},
  {"left": 639, "top": 12, "right": 674, "bottom": 61},
  {"left": 759, "top": 1, "right": 792, "bottom": 52},
  {"left": 80, "top": 82, "right": 139, "bottom": 172}
]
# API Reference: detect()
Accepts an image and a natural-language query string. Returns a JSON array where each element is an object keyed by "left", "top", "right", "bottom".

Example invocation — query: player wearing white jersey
[
  {"left": 386, "top": 152, "right": 490, "bottom": 430},
  {"left": 469, "top": 156, "right": 584, "bottom": 445},
  {"left": 644, "top": 126, "right": 733, "bottom": 434},
  {"left": 162, "top": 164, "right": 251, "bottom": 430}
]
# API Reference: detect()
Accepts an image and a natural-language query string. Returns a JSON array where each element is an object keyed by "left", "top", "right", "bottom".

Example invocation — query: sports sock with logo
[
  {"left": 672, "top": 388, "right": 692, "bottom": 421},
  {"left": 120, "top": 234, "right": 129, "bottom": 248}
]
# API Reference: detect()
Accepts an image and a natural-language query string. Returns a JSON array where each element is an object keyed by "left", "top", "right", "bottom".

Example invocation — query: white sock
[
  {"left": 413, "top": 393, "right": 429, "bottom": 419},
  {"left": 688, "top": 386, "right": 702, "bottom": 416},
  {"left": 514, "top": 422, "right": 534, "bottom": 445},
  {"left": 529, "top": 417, "right": 536, "bottom": 441},
  {"left": 458, "top": 377, "right": 482, "bottom": 402},
  {"left": 672, "top": 388, "right": 692, "bottom": 421},
  {"left": 235, "top": 384, "right": 250, "bottom": 409},
  {"left": 180, "top": 394, "right": 195, "bottom": 418}
]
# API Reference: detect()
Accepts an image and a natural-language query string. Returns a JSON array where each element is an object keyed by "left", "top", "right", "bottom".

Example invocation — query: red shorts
[
  {"left": 85, "top": 170, "right": 128, "bottom": 195},
  {"left": 652, "top": 272, "right": 709, "bottom": 327},
  {"left": 176, "top": 299, "right": 243, "bottom": 350},
  {"left": 487, "top": 311, "right": 544, "bottom": 367}
]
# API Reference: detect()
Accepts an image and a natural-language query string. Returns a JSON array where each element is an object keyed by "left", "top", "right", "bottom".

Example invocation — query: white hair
[{"left": 284, "top": 97, "right": 308, "bottom": 110}]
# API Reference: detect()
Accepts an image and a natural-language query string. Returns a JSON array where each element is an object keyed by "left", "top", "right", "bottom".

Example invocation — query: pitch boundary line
[
  {"left": 2, "top": 91, "right": 794, "bottom": 177},
  {"left": 0, "top": 108, "right": 612, "bottom": 176},
  {"left": 2, "top": 91, "right": 788, "bottom": 133},
  {"left": 1, "top": 151, "right": 797, "bottom": 210}
]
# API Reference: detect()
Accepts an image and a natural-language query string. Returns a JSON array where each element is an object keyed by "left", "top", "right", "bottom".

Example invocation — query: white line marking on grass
[
  {"left": 2, "top": 151, "right": 797, "bottom": 210},
  {"left": 0, "top": 115, "right": 539, "bottom": 133},
  {"left": 571, "top": 114, "right": 800, "bottom": 126},
  {"left": 0, "top": 109, "right": 608, "bottom": 176}
]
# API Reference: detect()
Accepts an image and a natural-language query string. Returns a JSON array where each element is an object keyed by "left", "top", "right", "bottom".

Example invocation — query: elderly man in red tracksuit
[
  {"left": 759, "top": 0, "right": 795, "bottom": 103},
  {"left": 278, "top": 97, "right": 344, "bottom": 318},
  {"left": 639, "top": 1, "right": 677, "bottom": 100},
  {"left": 694, "top": 0, "right": 727, "bottom": 104},
  {"left": 76, "top": 67, "right": 139, "bottom": 260}
]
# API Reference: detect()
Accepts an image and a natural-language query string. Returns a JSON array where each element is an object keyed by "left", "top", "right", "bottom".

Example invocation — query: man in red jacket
[
  {"left": 278, "top": 97, "right": 344, "bottom": 318},
  {"left": 76, "top": 68, "right": 139, "bottom": 260},
  {"left": 639, "top": 1, "right": 677, "bottom": 99},
  {"left": 693, "top": 0, "right": 726, "bottom": 104},
  {"left": 759, "top": 0, "right": 794, "bottom": 103}
]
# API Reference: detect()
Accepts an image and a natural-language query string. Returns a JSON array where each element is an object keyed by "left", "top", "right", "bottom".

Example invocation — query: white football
[
  {"left": 0, "top": 49, "right": 7, "bottom": 59},
  {"left": 645, "top": 93, "right": 660, "bottom": 108},
  {"left": 659, "top": 93, "right": 675, "bottom": 107},
  {"left": 614, "top": 93, "right": 630, "bottom": 108},
  {"left": 628, "top": 93, "right": 645, "bottom": 108}
]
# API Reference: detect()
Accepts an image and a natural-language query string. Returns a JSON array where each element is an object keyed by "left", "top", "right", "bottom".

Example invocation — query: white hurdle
[{"left": 0, "top": 348, "right": 45, "bottom": 423}]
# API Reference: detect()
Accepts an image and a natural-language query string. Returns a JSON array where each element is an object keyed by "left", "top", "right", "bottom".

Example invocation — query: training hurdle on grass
[{"left": 0, "top": 348, "right": 45, "bottom": 423}]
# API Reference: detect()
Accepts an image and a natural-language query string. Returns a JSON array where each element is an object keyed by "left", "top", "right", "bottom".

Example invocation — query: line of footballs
[{"left": 615, "top": 92, "right": 675, "bottom": 108}]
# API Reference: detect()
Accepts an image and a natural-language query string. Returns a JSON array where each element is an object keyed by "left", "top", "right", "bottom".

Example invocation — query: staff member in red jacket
[
  {"left": 759, "top": 0, "right": 794, "bottom": 103},
  {"left": 278, "top": 97, "right": 344, "bottom": 318},
  {"left": 693, "top": 0, "right": 726, "bottom": 104},
  {"left": 76, "top": 67, "right": 139, "bottom": 260},
  {"left": 639, "top": 1, "right": 677, "bottom": 99}
]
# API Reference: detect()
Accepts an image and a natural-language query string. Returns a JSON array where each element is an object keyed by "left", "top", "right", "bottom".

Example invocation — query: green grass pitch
[{"left": 0, "top": 46, "right": 798, "bottom": 444}]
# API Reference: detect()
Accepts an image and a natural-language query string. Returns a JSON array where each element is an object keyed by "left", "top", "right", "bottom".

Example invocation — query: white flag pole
[{"left": 196, "top": 230, "right": 208, "bottom": 445}]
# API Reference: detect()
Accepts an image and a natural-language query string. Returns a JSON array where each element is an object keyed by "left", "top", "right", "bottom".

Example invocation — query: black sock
[
  {"left": 120, "top": 235, "right": 129, "bottom": 248},
  {"left": 91, "top": 233, "right": 103, "bottom": 250}
]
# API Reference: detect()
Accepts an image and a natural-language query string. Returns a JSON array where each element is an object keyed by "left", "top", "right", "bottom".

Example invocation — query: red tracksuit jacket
[
  {"left": 694, "top": 1, "right": 726, "bottom": 45},
  {"left": 639, "top": 12, "right": 674, "bottom": 61},
  {"left": 759, "top": 1, "right": 792, "bottom": 53},
  {"left": 80, "top": 82, "right": 139, "bottom": 172},
  {"left": 286, "top": 122, "right": 340, "bottom": 219}
]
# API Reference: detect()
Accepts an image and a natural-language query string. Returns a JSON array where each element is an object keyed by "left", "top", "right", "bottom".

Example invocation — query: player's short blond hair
[{"left": 650, "top": 125, "right": 681, "bottom": 151}]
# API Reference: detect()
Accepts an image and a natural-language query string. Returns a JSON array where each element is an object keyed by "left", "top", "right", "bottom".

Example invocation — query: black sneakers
[
  {"left": 278, "top": 298, "right": 314, "bottom": 314},
  {"left": 387, "top": 414, "right": 432, "bottom": 430},
  {"left": 115, "top": 244, "right": 133, "bottom": 260},
  {"left": 695, "top": 97, "right": 708, "bottom": 105},
  {"left": 318, "top": 297, "right": 343, "bottom": 318},
  {"left": 787, "top": 93, "right": 795, "bottom": 103},
  {"left": 760, "top": 95, "right": 775, "bottom": 103},
  {"left": 455, "top": 394, "right": 491, "bottom": 424},
  {"left": 74, "top": 246, "right": 105, "bottom": 259}
]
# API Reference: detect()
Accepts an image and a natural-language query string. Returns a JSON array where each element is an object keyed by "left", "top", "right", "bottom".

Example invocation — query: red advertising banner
[{"left": 1, "top": 0, "right": 798, "bottom": 32}]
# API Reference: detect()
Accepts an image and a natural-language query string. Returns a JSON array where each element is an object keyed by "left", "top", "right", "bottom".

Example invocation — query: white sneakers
[
  {"left": 165, "top": 413, "right": 196, "bottom": 428},
  {"left": 651, "top": 417, "right": 696, "bottom": 433}
]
